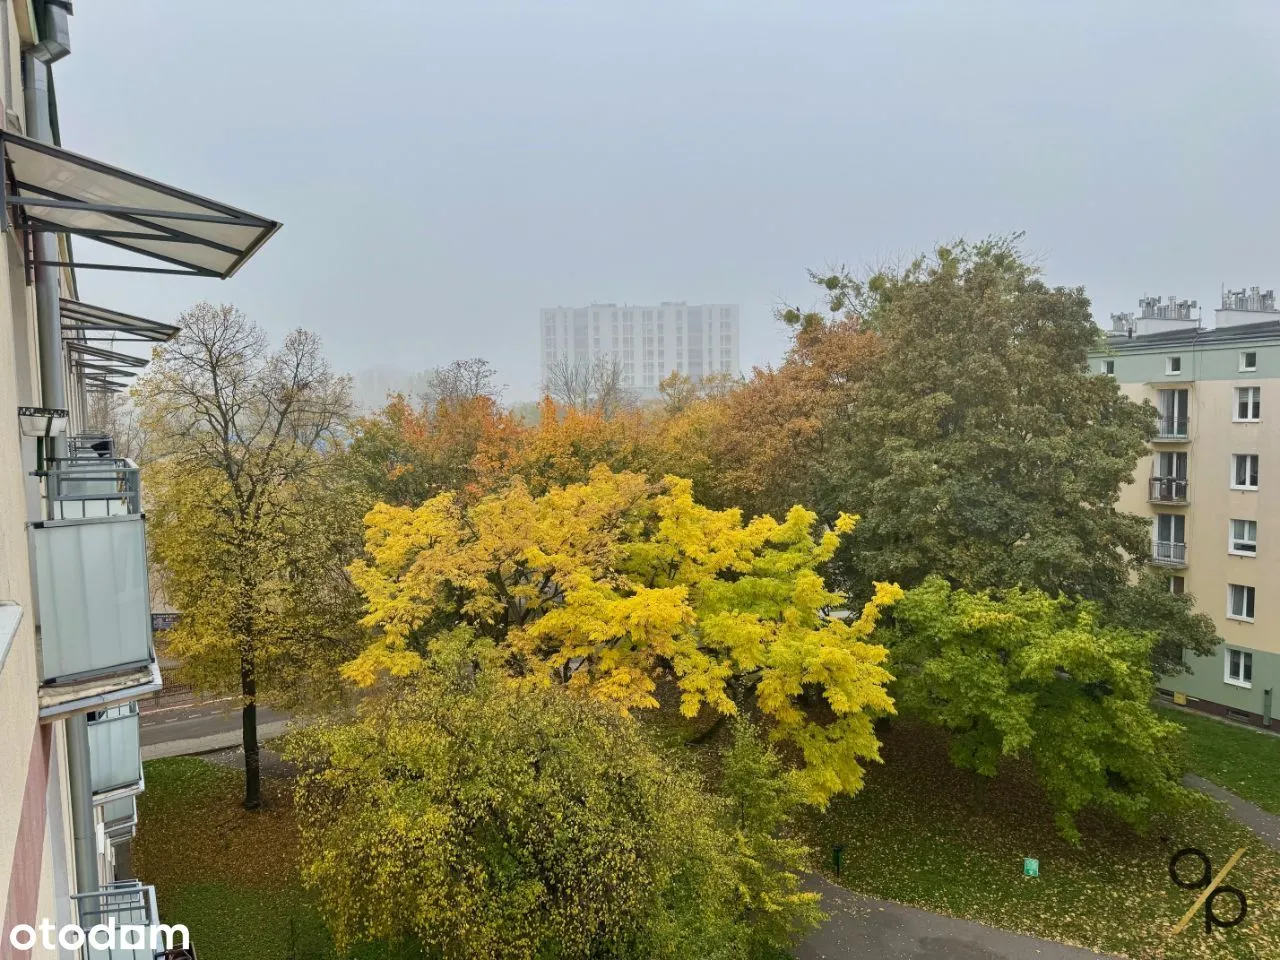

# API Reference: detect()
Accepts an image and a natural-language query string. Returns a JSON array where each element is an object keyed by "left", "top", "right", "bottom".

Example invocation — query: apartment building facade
[
  {"left": 540, "top": 302, "right": 740, "bottom": 399},
  {"left": 1, "top": 4, "right": 279, "bottom": 956},
  {"left": 1095, "top": 292, "right": 1280, "bottom": 728}
]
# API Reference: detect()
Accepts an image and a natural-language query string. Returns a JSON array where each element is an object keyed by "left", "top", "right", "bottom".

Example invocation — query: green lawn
[
  {"left": 134, "top": 758, "right": 420, "bottom": 960},
  {"left": 800, "top": 719, "right": 1280, "bottom": 960},
  {"left": 1158, "top": 706, "right": 1280, "bottom": 815},
  {"left": 139, "top": 722, "right": 1280, "bottom": 960}
]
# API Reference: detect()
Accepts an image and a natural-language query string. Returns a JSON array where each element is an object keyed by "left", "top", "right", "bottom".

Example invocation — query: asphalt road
[
  {"left": 139, "top": 698, "right": 292, "bottom": 757},
  {"left": 796, "top": 877, "right": 1113, "bottom": 960}
]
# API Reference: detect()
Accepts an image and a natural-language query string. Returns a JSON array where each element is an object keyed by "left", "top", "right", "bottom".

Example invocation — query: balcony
[
  {"left": 31, "top": 443, "right": 159, "bottom": 719},
  {"left": 1153, "top": 415, "right": 1190, "bottom": 442},
  {"left": 72, "top": 881, "right": 192, "bottom": 959},
  {"left": 68, "top": 433, "right": 114, "bottom": 458},
  {"left": 88, "top": 702, "right": 144, "bottom": 801},
  {"left": 1149, "top": 477, "right": 1189, "bottom": 504},
  {"left": 44, "top": 457, "right": 141, "bottom": 520},
  {"left": 101, "top": 795, "right": 138, "bottom": 844},
  {"left": 1151, "top": 540, "right": 1188, "bottom": 568}
]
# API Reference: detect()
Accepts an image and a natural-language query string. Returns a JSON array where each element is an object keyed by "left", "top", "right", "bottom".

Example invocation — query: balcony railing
[
  {"left": 1154, "top": 415, "right": 1189, "bottom": 441},
  {"left": 38, "top": 456, "right": 141, "bottom": 520},
  {"left": 31, "top": 512, "right": 154, "bottom": 686},
  {"left": 101, "top": 794, "right": 138, "bottom": 843},
  {"left": 68, "top": 433, "right": 114, "bottom": 459},
  {"left": 72, "top": 881, "right": 191, "bottom": 959},
  {"left": 88, "top": 701, "right": 143, "bottom": 799},
  {"left": 1149, "top": 477, "right": 1189, "bottom": 503},
  {"left": 1151, "top": 539, "right": 1188, "bottom": 567}
]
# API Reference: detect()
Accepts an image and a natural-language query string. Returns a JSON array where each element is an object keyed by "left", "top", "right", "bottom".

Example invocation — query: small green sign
[{"left": 1023, "top": 858, "right": 1040, "bottom": 878}]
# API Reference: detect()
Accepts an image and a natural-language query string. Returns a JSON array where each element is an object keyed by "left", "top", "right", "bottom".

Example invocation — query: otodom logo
[
  {"left": 6, "top": 918, "right": 191, "bottom": 953},
  {"left": 1168, "top": 846, "right": 1249, "bottom": 936}
]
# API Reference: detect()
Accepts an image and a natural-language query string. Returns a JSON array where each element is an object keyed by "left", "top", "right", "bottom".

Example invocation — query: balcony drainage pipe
[{"left": 25, "top": 49, "right": 98, "bottom": 897}]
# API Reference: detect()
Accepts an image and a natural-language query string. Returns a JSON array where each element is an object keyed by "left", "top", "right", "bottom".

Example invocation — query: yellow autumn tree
[
  {"left": 345, "top": 465, "right": 901, "bottom": 805},
  {"left": 139, "top": 304, "right": 364, "bottom": 809}
]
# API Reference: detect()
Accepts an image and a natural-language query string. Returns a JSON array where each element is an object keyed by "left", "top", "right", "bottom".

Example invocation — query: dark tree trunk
[{"left": 241, "top": 647, "right": 261, "bottom": 810}]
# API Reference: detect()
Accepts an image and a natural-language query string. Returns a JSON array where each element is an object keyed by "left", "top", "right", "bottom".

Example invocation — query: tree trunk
[{"left": 240, "top": 647, "right": 261, "bottom": 810}]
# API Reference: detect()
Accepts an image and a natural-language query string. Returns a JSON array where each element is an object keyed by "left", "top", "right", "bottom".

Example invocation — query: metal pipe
[
  {"left": 24, "top": 57, "right": 66, "bottom": 452},
  {"left": 26, "top": 50, "right": 97, "bottom": 895}
]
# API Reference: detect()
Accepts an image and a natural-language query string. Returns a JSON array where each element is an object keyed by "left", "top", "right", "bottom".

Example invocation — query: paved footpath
[
  {"left": 1182, "top": 773, "right": 1280, "bottom": 851},
  {"left": 796, "top": 876, "right": 1113, "bottom": 960}
]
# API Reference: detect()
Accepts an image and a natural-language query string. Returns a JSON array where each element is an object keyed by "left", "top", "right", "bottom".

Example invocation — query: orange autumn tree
[
  {"left": 660, "top": 318, "right": 882, "bottom": 519},
  {"left": 344, "top": 465, "right": 902, "bottom": 805},
  {"left": 478, "top": 396, "right": 662, "bottom": 495},
  {"left": 346, "top": 391, "right": 522, "bottom": 506}
]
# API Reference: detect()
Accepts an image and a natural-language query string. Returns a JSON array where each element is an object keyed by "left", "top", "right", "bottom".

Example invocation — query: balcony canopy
[
  {"left": 61, "top": 298, "right": 180, "bottom": 342},
  {"left": 1, "top": 130, "right": 280, "bottom": 278},
  {"left": 66, "top": 340, "right": 149, "bottom": 383}
]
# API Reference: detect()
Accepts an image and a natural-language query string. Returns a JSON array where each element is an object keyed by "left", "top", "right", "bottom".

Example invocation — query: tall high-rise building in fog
[{"left": 540, "top": 302, "right": 741, "bottom": 399}]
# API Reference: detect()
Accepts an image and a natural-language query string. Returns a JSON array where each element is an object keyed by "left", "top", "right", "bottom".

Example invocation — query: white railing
[{"left": 1151, "top": 539, "right": 1188, "bottom": 566}]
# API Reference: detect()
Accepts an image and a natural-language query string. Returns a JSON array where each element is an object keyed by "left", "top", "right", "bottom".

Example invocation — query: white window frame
[
  {"left": 1227, "top": 583, "right": 1256, "bottom": 623},
  {"left": 1234, "top": 386, "right": 1262, "bottom": 423},
  {"left": 1229, "top": 518, "right": 1257, "bottom": 556},
  {"left": 1231, "top": 454, "right": 1259, "bottom": 491},
  {"left": 1240, "top": 351, "right": 1258, "bottom": 373},
  {"left": 1100, "top": 359, "right": 1115, "bottom": 375},
  {"left": 1166, "top": 356, "right": 1182, "bottom": 375},
  {"left": 1224, "top": 647, "right": 1253, "bottom": 688}
]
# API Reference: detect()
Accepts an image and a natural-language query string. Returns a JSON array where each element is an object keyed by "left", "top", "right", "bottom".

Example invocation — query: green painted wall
[
  {"left": 1091, "top": 338, "right": 1280, "bottom": 385},
  {"left": 1168, "top": 644, "right": 1278, "bottom": 723}
]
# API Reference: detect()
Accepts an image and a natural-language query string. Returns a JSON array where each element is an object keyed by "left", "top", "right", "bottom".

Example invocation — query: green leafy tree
[
  {"left": 1102, "top": 569, "right": 1220, "bottom": 678},
  {"left": 887, "top": 576, "right": 1186, "bottom": 841},
  {"left": 721, "top": 721, "right": 824, "bottom": 955},
  {"left": 287, "top": 629, "right": 820, "bottom": 960},
  {"left": 809, "top": 237, "right": 1154, "bottom": 601}
]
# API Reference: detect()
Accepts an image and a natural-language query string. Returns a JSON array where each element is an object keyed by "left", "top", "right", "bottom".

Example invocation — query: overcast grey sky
[{"left": 54, "top": 0, "right": 1280, "bottom": 400}]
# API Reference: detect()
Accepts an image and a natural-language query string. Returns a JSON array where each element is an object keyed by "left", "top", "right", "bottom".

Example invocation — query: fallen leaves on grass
[{"left": 803, "top": 719, "right": 1280, "bottom": 960}]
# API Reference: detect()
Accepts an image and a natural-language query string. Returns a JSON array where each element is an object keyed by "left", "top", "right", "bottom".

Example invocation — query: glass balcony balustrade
[
  {"left": 29, "top": 436, "right": 158, "bottom": 714},
  {"left": 31, "top": 512, "right": 153, "bottom": 685},
  {"left": 101, "top": 794, "right": 138, "bottom": 843},
  {"left": 88, "top": 702, "right": 143, "bottom": 799}
]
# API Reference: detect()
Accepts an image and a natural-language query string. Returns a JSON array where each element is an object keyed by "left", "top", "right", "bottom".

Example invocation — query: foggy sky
[{"left": 54, "top": 0, "right": 1280, "bottom": 400}]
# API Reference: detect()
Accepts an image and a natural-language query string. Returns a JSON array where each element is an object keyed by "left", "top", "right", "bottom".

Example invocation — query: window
[
  {"left": 1100, "top": 359, "right": 1115, "bottom": 375},
  {"left": 1227, "top": 584, "right": 1256, "bottom": 621},
  {"left": 1232, "top": 454, "right": 1259, "bottom": 490},
  {"left": 1230, "top": 519, "right": 1257, "bottom": 555},
  {"left": 1166, "top": 356, "right": 1182, "bottom": 375},
  {"left": 1168, "top": 575, "right": 1185, "bottom": 595},
  {"left": 1156, "top": 388, "right": 1189, "bottom": 438},
  {"left": 1225, "top": 647, "right": 1253, "bottom": 687},
  {"left": 1155, "top": 512, "right": 1185, "bottom": 544},
  {"left": 1235, "top": 386, "right": 1261, "bottom": 422},
  {"left": 1240, "top": 351, "right": 1258, "bottom": 372}
]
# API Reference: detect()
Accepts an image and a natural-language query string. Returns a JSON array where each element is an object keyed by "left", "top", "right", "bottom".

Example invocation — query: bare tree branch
[{"left": 543, "top": 354, "right": 634, "bottom": 418}]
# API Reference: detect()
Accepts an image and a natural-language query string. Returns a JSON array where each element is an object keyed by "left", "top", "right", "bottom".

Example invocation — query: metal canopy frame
[
  {"left": 0, "top": 131, "right": 280, "bottom": 278},
  {"left": 65, "top": 341, "right": 149, "bottom": 370},
  {"left": 59, "top": 298, "right": 180, "bottom": 342}
]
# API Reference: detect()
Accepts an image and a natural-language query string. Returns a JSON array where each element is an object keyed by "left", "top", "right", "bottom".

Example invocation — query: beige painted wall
[{"left": 1119, "top": 378, "right": 1280, "bottom": 658}]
